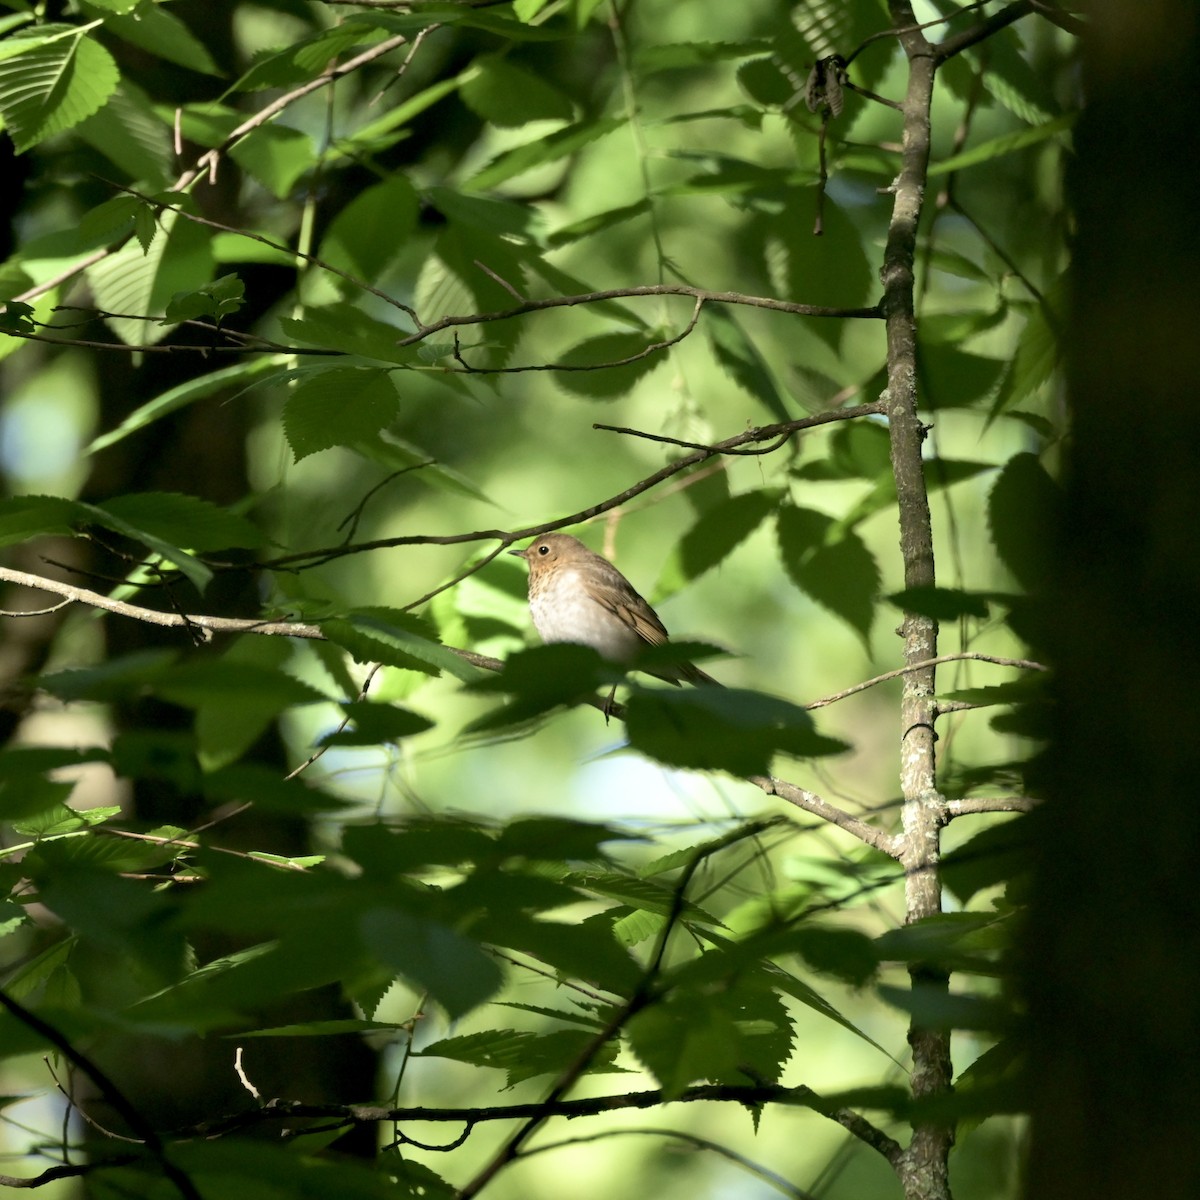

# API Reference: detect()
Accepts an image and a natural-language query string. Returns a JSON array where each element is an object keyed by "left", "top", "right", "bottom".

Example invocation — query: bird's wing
[{"left": 585, "top": 574, "right": 669, "bottom": 646}]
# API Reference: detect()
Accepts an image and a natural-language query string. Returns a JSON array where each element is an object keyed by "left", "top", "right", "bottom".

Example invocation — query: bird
[{"left": 510, "top": 533, "right": 718, "bottom": 689}]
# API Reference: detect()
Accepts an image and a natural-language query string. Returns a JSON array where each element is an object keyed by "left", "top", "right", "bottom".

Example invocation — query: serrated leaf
[
  {"left": 280, "top": 303, "right": 415, "bottom": 363},
  {"left": 625, "top": 686, "right": 848, "bottom": 777},
  {"left": 361, "top": 908, "right": 503, "bottom": 1019},
  {"left": 0, "top": 30, "right": 118, "bottom": 153},
  {"left": 627, "top": 982, "right": 793, "bottom": 1097},
  {"left": 156, "top": 661, "right": 327, "bottom": 711},
  {"left": 706, "top": 307, "right": 791, "bottom": 420},
  {"left": 658, "top": 489, "right": 779, "bottom": 595},
  {"left": 551, "top": 331, "right": 669, "bottom": 399},
  {"left": 777, "top": 506, "right": 880, "bottom": 642},
  {"left": 920, "top": 346, "right": 1006, "bottom": 410},
  {"left": 419, "top": 1027, "right": 620, "bottom": 1088},
  {"left": 547, "top": 198, "right": 651, "bottom": 247},
  {"left": 100, "top": 3, "right": 220, "bottom": 75},
  {"left": 465, "top": 644, "right": 618, "bottom": 731},
  {"left": 86, "top": 205, "right": 215, "bottom": 347},
  {"left": 987, "top": 452, "right": 1062, "bottom": 592},
  {"left": 283, "top": 368, "right": 400, "bottom": 461},
  {"left": 991, "top": 300, "right": 1062, "bottom": 417},
  {"left": 0, "top": 494, "right": 83, "bottom": 546},
  {"left": 323, "top": 609, "right": 480, "bottom": 682},
  {"left": 97, "top": 492, "right": 258, "bottom": 553},
  {"left": 77, "top": 79, "right": 172, "bottom": 187}
]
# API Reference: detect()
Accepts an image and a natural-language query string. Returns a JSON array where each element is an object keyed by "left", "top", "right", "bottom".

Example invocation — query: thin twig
[
  {"left": 398, "top": 285, "right": 880, "bottom": 348},
  {"left": 805, "top": 653, "right": 1048, "bottom": 710},
  {"left": 945, "top": 795, "right": 1039, "bottom": 818},
  {"left": 0, "top": 991, "right": 202, "bottom": 1200}
]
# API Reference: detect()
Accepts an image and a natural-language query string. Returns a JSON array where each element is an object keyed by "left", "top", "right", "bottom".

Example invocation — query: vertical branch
[{"left": 881, "top": 5, "right": 953, "bottom": 1200}]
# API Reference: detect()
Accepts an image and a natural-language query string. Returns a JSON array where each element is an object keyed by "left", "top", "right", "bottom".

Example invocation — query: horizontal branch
[
  {"left": 182, "top": 1084, "right": 903, "bottom": 1166},
  {"left": 754, "top": 775, "right": 900, "bottom": 858},
  {"left": 397, "top": 284, "right": 882, "bottom": 346},
  {"left": 263, "top": 401, "right": 887, "bottom": 571},
  {"left": 805, "top": 652, "right": 1048, "bottom": 710},
  {"left": 945, "top": 795, "right": 1040, "bottom": 818}
]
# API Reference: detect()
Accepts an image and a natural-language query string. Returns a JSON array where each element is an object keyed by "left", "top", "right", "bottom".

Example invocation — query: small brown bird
[{"left": 510, "top": 533, "right": 717, "bottom": 687}]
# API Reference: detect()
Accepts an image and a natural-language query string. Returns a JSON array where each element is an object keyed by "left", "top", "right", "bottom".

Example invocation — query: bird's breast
[{"left": 529, "top": 567, "right": 641, "bottom": 663}]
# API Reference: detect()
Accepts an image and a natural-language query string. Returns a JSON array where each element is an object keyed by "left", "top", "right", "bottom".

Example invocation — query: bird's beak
[{"left": 509, "top": 547, "right": 527, "bottom": 559}]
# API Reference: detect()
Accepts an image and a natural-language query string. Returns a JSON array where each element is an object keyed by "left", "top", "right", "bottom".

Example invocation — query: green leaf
[
  {"left": 86, "top": 205, "right": 215, "bottom": 347},
  {"left": 465, "top": 644, "right": 618, "bottom": 731},
  {"left": 942, "top": 816, "right": 1035, "bottom": 905},
  {"left": 283, "top": 368, "right": 400, "bottom": 461},
  {"left": 97, "top": 492, "right": 259, "bottom": 552},
  {"left": 991, "top": 299, "right": 1062, "bottom": 417},
  {"left": 280, "top": 303, "right": 415, "bottom": 363},
  {"left": 551, "top": 331, "right": 669, "bottom": 399},
  {"left": 156, "top": 661, "right": 328, "bottom": 712},
  {"left": 877, "top": 983, "right": 1014, "bottom": 1032},
  {"left": 547, "top": 198, "right": 652, "bottom": 248},
  {"left": 920, "top": 345, "right": 1006, "bottom": 410},
  {"left": 318, "top": 176, "right": 419, "bottom": 278},
  {"left": 987, "top": 452, "right": 1062, "bottom": 592},
  {"left": 769, "top": 194, "right": 873, "bottom": 327},
  {"left": 706, "top": 307, "right": 791, "bottom": 420},
  {"left": 627, "top": 981, "right": 793, "bottom": 1097},
  {"left": 887, "top": 587, "right": 991, "bottom": 620},
  {"left": 0, "top": 28, "right": 119, "bottom": 153},
  {"left": 99, "top": 2, "right": 220, "bottom": 75},
  {"left": 419, "top": 1028, "right": 621, "bottom": 1088},
  {"left": 658, "top": 488, "right": 780, "bottom": 595},
  {"left": 76, "top": 79, "right": 172, "bottom": 187},
  {"left": 323, "top": 609, "right": 479, "bottom": 681},
  {"left": 875, "top": 912, "right": 1007, "bottom": 968},
  {"left": 737, "top": 55, "right": 795, "bottom": 106},
  {"left": 0, "top": 494, "right": 82, "bottom": 546},
  {"left": 459, "top": 54, "right": 574, "bottom": 126},
  {"left": 625, "top": 686, "right": 848, "bottom": 777},
  {"left": 0, "top": 494, "right": 213, "bottom": 590},
  {"left": 928, "top": 112, "right": 1075, "bottom": 176},
  {"left": 39, "top": 650, "right": 177, "bottom": 702},
  {"left": 229, "top": 124, "right": 315, "bottom": 200},
  {"left": 777, "top": 506, "right": 880, "bottom": 642},
  {"left": 805, "top": 418, "right": 892, "bottom": 481},
  {"left": 360, "top": 908, "right": 503, "bottom": 1019},
  {"left": 227, "top": 25, "right": 389, "bottom": 93},
  {"left": 85, "top": 357, "right": 283, "bottom": 455},
  {"left": 320, "top": 700, "right": 434, "bottom": 746},
  {"left": 162, "top": 272, "right": 245, "bottom": 324},
  {"left": 465, "top": 116, "right": 624, "bottom": 191}
]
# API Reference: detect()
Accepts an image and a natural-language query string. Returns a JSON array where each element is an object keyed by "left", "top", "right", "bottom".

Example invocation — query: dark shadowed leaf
[
  {"left": 777, "top": 505, "right": 880, "bottom": 642},
  {"left": 625, "top": 686, "right": 848, "bottom": 776}
]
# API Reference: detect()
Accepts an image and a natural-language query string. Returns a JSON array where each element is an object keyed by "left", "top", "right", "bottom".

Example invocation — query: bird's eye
[{"left": 537, "top": 544, "right": 550, "bottom": 556}]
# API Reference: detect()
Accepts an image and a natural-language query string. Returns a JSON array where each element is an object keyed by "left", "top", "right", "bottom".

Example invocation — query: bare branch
[
  {"left": 945, "top": 796, "right": 1040, "bottom": 818},
  {"left": 0, "top": 990, "right": 202, "bottom": 1200},
  {"left": 935, "top": 1, "right": 1034, "bottom": 63},
  {"left": 263, "top": 402, "right": 886, "bottom": 573},
  {"left": 753, "top": 775, "right": 900, "bottom": 858},
  {"left": 806, "top": 653, "right": 1048, "bottom": 710},
  {"left": 397, "top": 284, "right": 881, "bottom": 348}
]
